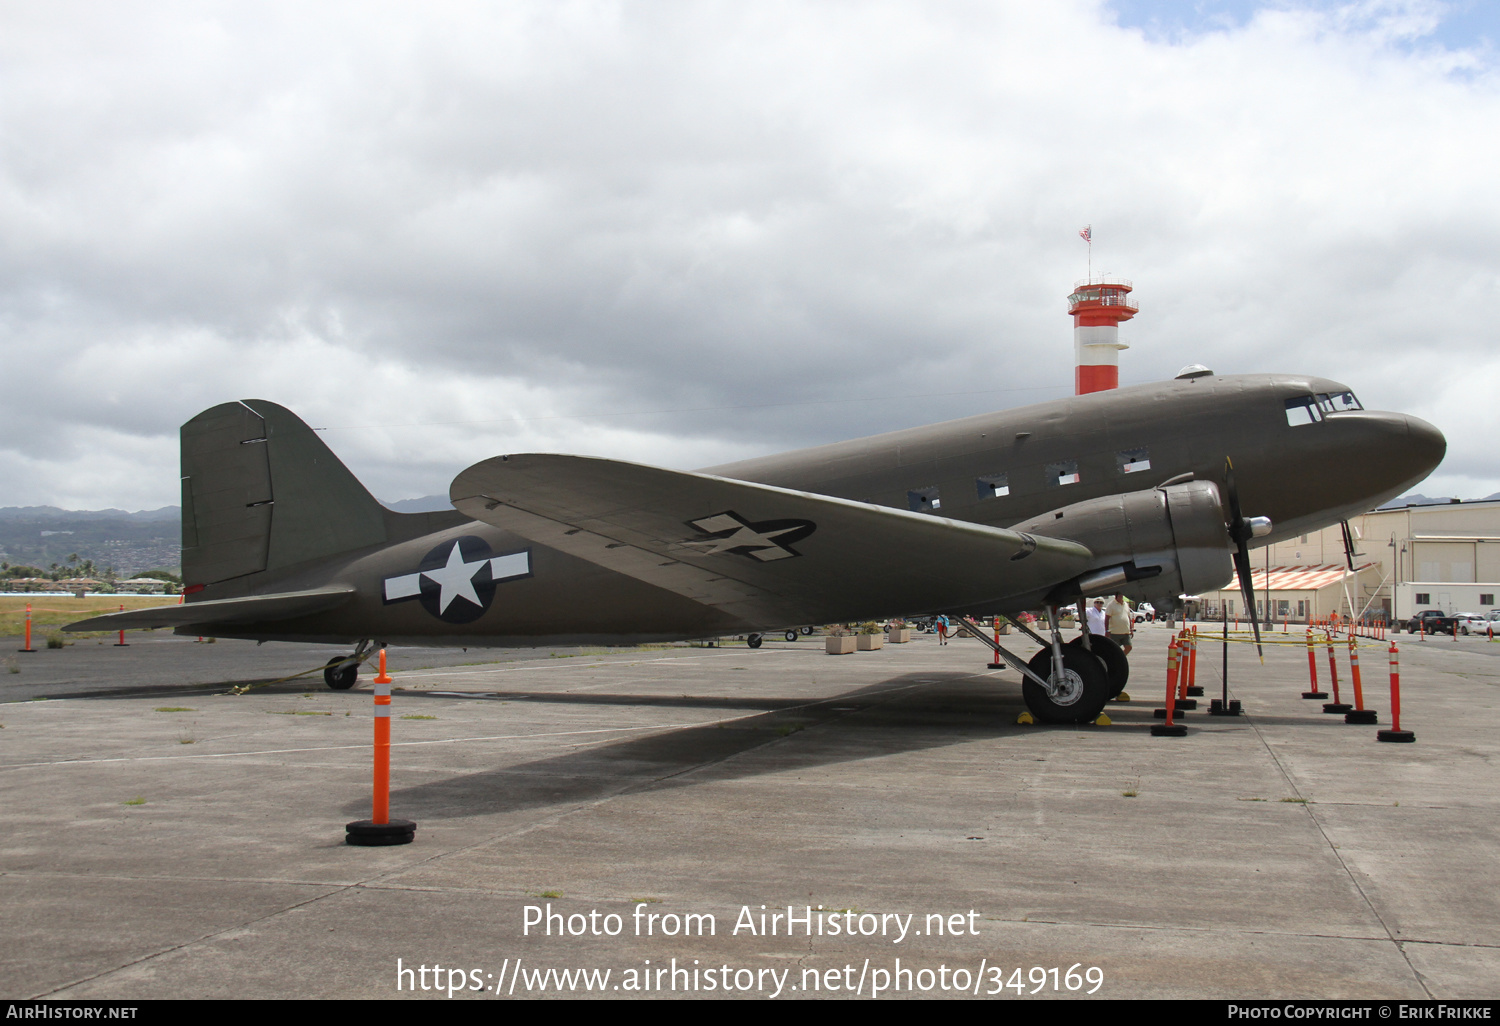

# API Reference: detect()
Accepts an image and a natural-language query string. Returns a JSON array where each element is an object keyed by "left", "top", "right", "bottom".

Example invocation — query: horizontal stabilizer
[
  {"left": 63, "top": 587, "right": 355, "bottom": 632},
  {"left": 451, "top": 454, "right": 1093, "bottom": 625}
]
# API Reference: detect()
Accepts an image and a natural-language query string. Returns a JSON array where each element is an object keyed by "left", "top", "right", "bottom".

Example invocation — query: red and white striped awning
[{"left": 1226, "top": 563, "right": 1378, "bottom": 592}]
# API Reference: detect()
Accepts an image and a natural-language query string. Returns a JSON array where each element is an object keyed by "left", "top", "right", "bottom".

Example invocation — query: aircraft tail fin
[{"left": 180, "top": 400, "right": 388, "bottom": 587}]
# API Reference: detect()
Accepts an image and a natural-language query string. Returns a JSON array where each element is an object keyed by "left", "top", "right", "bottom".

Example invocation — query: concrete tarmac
[{"left": 3, "top": 624, "right": 1498, "bottom": 1000}]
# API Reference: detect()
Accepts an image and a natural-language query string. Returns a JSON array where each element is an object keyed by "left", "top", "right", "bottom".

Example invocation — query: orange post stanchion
[
  {"left": 1378, "top": 642, "right": 1414, "bottom": 742},
  {"left": 1345, "top": 635, "right": 1378, "bottom": 724},
  {"left": 1152, "top": 639, "right": 1187, "bottom": 736},
  {"left": 1302, "top": 629, "right": 1326, "bottom": 699},
  {"left": 113, "top": 603, "right": 129, "bottom": 647},
  {"left": 987, "top": 616, "right": 1003, "bottom": 670},
  {"left": 19, "top": 602, "right": 36, "bottom": 652},
  {"left": 346, "top": 651, "right": 416, "bottom": 845},
  {"left": 1323, "top": 630, "right": 1350, "bottom": 713},
  {"left": 1176, "top": 631, "right": 1198, "bottom": 708},
  {"left": 1186, "top": 628, "right": 1204, "bottom": 697}
]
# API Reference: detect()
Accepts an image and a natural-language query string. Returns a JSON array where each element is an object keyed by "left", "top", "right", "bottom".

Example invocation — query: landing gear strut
[{"left": 324, "top": 639, "right": 373, "bottom": 690}]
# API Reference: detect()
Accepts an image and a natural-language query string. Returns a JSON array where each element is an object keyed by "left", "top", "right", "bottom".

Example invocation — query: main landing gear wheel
[
  {"left": 747, "top": 633, "right": 763, "bottom": 649},
  {"left": 323, "top": 657, "right": 359, "bottom": 690},
  {"left": 800, "top": 626, "right": 814, "bottom": 635},
  {"left": 1069, "top": 635, "right": 1129, "bottom": 698},
  {"left": 784, "top": 630, "right": 799, "bottom": 642},
  {"left": 1022, "top": 645, "right": 1111, "bottom": 724}
]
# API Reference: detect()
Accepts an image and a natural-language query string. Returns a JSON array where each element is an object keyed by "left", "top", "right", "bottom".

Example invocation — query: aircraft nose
[{"left": 1402, "top": 414, "right": 1447, "bottom": 478}]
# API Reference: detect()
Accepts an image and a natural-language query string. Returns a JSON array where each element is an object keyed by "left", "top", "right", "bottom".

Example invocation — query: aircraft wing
[
  {"left": 63, "top": 586, "right": 355, "bottom": 632},
  {"left": 451, "top": 454, "right": 1094, "bottom": 626}
]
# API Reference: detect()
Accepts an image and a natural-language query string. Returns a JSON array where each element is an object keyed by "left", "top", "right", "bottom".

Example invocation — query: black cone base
[
  {"left": 987, "top": 663, "right": 1003, "bottom": 669},
  {"left": 1345, "top": 709, "right": 1379, "bottom": 724},
  {"left": 1186, "top": 686, "right": 1205, "bottom": 696},
  {"left": 1208, "top": 699, "right": 1244, "bottom": 716},
  {"left": 1174, "top": 698, "right": 1198, "bottom": 710},
  {"left": 1377, "top": 729, "right": 1415, "bottom": 743},
  {"left": 1151, "top": 723, "right": 1188, "bottom": 737},
  {"left": 1154, "top": 708, "right": 1188, "bottom": 719},
  {"left": 1302, "top": 691, "right": 1328, "bottom": 700},
  {"left": 1323, "top": 703, "right": 1353, "bottom": 714},
  {"left": 346, "top": 819, "right": 417, "bottom": 846}
]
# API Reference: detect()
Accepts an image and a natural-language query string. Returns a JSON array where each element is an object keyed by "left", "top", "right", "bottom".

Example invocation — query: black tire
[
  {"left": 1070, "top": 634, "right": 1129, "bottom": 698},
  {"left": 784, "top": 630, "right": 798, "bottom": 642},
  {"left": 324, "top": 657, "right": 358, "bottom": 691},
  {"left": 1023, "top": 645, "right": 1111, "bottom": 724},
  {"left": 800, "top": 626, "right": 814, "bottom": 636},
  {"left": 747, "top": 633, "right": 763, "bottom": 649}
]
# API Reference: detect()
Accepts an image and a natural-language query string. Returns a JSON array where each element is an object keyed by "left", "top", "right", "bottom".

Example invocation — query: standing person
[
  {"left": 1086, "top": 598, "right": 1108, "bottom": 637},
  {"left": 1105, "top": 593, "right": 1134, "bottom": 655},
  {"left": 936, "top": 613, "right": 949, "bottom": 645}
]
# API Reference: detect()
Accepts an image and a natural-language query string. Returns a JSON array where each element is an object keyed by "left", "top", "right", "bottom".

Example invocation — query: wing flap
[
  {"left": 63, "top": 586, "right": 355, "bottom": 632},
  {"left": 450, "top": 454, "right": 1093, "bottom": 624}
]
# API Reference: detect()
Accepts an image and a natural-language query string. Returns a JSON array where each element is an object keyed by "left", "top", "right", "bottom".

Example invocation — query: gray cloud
[{"left": 0, "top": 0, "right": 1495, "bottom": 509}]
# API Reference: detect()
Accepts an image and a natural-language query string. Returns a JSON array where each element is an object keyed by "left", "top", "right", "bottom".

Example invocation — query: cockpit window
[
  {"left": 1318, "top": 391, "right": 1362, "bottom": 414},
  {"left": 1285, "top": 396, "right": 1321, "bottom": 426}
]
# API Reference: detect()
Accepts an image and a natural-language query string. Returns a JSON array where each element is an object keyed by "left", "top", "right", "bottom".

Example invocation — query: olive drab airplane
[{"left": 67, "top": 373, "right": 1445, "bottom": 724}]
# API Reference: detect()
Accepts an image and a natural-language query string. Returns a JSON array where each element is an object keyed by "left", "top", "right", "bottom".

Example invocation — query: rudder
[{"left": 181, "top": 401, "right": 387, "bottom": 586}]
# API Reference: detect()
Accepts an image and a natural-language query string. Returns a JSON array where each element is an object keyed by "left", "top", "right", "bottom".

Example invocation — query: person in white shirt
[
  {"left": 1085, "top": 598, "right": 1108, "bottom": 637},
  {"left": 1105, "top": 593, "right": 1134, "bottom": 655}
]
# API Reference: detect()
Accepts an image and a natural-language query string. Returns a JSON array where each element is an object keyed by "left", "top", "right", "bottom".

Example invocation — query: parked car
[
  {"left": 1455, "top": 613, "right": 1488, "bottom": 635},
  {"left": 1134, "top": 601, "right": 1156, "bottom": 623}
]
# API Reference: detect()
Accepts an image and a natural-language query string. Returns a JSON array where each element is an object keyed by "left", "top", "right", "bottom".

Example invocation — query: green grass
[
  {"left": 400, "top": 714, "right": 437, "bottom": 720},
  {"left": 270, "top": 710, "right": 332, "bottom": 716},
  {"left": 1279, "top": 797, "right": 1309, "bottom": 804},
  {"left": 538, "top": 890, "right": 564, "bottom": 899},
  {"left": 123, "top": 797, "right": 146, "bottom": 806},
  {"left": 154, "top": 707, "right": 195, "bottom": 713}
]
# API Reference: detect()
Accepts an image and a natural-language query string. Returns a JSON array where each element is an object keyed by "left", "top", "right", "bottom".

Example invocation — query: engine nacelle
[{"left": 1011, "top": 481, "right": 1235, "bottom": 607}]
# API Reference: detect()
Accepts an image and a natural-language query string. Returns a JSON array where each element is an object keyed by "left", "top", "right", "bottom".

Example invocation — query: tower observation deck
[{"left": 1069, "top": 277, "right": 1137, "bottom": 395}]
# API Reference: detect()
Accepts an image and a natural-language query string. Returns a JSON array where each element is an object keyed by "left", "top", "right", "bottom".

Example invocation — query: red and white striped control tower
[{"left": 1068, "top": 277, "right": 1137, "bottom": 394}]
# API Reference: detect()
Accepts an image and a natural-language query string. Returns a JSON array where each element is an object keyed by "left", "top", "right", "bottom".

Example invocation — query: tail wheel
[
  {"left": 784, "top": 630, "right": 798, "bottom": 642},
  {"left": 1022, "top": 646, "right": 1111, "bottom": 724},
  {"left": 1069, "top": 635, "right": 1129, "bottom": 698},
  {"left": 800, "top": 626, "right": 814, "bottom": 636},
  {"left": 324, "top": 657, "right": 359, "bottom": 690}
]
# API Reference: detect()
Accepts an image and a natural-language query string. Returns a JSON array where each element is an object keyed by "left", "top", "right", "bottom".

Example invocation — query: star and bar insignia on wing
[{"left": 682, "top": 511, "right": 815, "bottom": 562}]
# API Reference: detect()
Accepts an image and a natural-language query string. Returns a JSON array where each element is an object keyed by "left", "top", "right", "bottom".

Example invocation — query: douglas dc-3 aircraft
[{"left": 67, "top": 371, "right": 1445, "bottom": 724}]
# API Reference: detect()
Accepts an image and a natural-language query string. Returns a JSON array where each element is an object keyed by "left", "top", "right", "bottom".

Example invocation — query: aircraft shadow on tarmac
[{"left": 348, "top": 671, "right": 1047, "bottom": 821}]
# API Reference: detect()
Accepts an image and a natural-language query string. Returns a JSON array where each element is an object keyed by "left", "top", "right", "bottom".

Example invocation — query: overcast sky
[{"left": 1, "top": 0, "right": 1496, "bottom": 511}]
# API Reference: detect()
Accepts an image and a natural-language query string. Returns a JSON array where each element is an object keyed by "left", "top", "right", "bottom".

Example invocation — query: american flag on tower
[{"left": 1079, "top": 225, "right": 1091, "bottom": 243}]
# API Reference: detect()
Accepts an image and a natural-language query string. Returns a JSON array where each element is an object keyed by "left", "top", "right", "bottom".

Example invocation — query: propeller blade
[
  {"left": 1340, "top": 520, "right": 1356, "bottom": 571},
  {"left": 1233, "top": 541, "right": 1264, "bottom": 660},
  {"left": 1225, "top": 458, "right": 1264, "bottom": 661}
]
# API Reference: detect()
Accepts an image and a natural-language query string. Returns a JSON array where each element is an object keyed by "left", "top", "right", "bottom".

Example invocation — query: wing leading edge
[{"left": 451, "top": 454, "right": 1094, "bottom": 626}]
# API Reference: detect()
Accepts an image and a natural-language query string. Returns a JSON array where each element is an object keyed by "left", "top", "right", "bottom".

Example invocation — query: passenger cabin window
[
  {"left": 908, "top": 486, "right": 941, "bottom": 512},
  {"left": 1047, "top": 460, "right": 1080, "bottom": 487},
  {"left": 976, "top": 473, "right": 1009, "bottom": 500},
  {"left": 1285, "top": 396, "right": 1321, "bottom": 426},
  {"left": 1117, "top": 448, "right": 1151, "bottom": 474}
]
